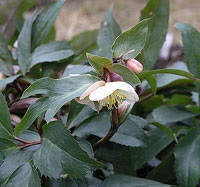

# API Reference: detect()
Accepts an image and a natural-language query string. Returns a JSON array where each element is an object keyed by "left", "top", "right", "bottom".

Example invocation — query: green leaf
[
  {"left": 0, "top": 150, "right": 33, "bottom": 185},
  {"left": 99, "top": 174, "right": 172, "bottom": 187},
  {"left": 5, "top": 162, "right": 40, "bottom": 187},
  {"left": 111, "top": 63, "right": 141, "bottom": 87},
  {"left": 133, "top": 126, "right": 175, "bottom": 169},
  {"left": 0, "top": 32, "right": 14, "bottom": 76},
  {"left": 14, "top": 75, "right": 100, "bottom": 135},
  {"left": 31, "top": 0, "right": 65, "bottom": 49},
  {"left": 33, "top": 121, "right": 102, "bottom": 179},
  {"left": 97, "top": 5, "right": 121, "bottom": 59},
  {"left": 66, "top": 100, "right": 94, "bottom": 129},
  {"left": 145, "top": 75, "right": 157, "bottom": 94},
  {"left": 17, "top": 13, "right": 36, "bottom": 75},
  {"left": 150, "top": 122, "right": 178, "bottom": 144},
  {"left": 174, "top": 126, "right": 200, "bottom": 187},
  {"left": 73, "top": 112, "right": 147, "bottom": 147},
  {"left": 138, "top": 62, "right": 195, "bottom": 81},
  {"left": 175, "top": 23, "right": 200, "bottom": 78},
  {"left": 0, "top": 75, "right": 20, "bottom": 91},
  {"left": 151, "top": 106, "right": 197, "bottom": 124},
  {"left": 86, "top": 53, "right": 112, "bottom": 75},
  {"left": 0, "top": 92, "right": 13, "bottom": 139},
  {"left": 30, "top": 41, "right": 74, "bottom": 69},
  {"left": 146, "top": 154, "right": 175, "bottom": 184},
  {"left": 112, "top": 19, "right": 149, "bottom": 59},
  {"left": 140, "top": 0, "right": 169, "bottom": 70}
]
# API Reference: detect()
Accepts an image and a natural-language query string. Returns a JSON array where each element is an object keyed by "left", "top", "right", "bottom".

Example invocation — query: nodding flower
[{"left": 78, "top": 80, "right": 139, "bottom": 110}]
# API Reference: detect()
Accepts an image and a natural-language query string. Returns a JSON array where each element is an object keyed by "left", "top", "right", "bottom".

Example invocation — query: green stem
[{"left": 93, "top": 108, "right": 120, "bottom": 150}]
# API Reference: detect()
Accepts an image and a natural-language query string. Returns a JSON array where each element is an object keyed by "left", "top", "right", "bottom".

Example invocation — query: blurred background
[{"left": 0, "top": 0, "right": 200, "bottom": 43}]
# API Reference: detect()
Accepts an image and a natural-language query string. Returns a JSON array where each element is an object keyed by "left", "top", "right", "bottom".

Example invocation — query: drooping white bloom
[{"left": 79, "top": 81, "right": 139, "bottom": 110}]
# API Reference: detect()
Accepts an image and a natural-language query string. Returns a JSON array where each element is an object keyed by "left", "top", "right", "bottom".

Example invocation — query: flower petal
[
  {"left": 119, "top": 89, "right": 139, "bottom": 102},
  {"left": 80, "top": 80, "right": 105, "bottom": 100}
]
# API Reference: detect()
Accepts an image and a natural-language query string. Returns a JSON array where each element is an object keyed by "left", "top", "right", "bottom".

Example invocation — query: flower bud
[{"left": 124, "top": 58, "right": 143, "bottom": 74}]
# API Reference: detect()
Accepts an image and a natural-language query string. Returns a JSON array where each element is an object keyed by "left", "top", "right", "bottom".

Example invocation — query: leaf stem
[{"left": 93, "top": 108, "right": 120, "bottom": 150}]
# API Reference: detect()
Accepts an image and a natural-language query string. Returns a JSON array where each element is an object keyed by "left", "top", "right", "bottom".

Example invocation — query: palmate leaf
[
  {"left": 33, "top": 121, "right": 103, "bottom": 179},
  {"left": 99, "top": 174, "right": 172, "bottom": 187},
  {"left": 140, "top": 0, "right": 169, "bottom": 70},
  {"left": 174, "top": 126, "right": 200, "bottom": 187},
  {"left": 112, "top": 19, "right": 149, "bottom": 59},
  {"left": 0, "top": 150, "right": 35, "bottom": 186},
  {"left": 97, "top": 5, "right": 121, "bottom": 59},
  {"left": 14, "top": 75, "right": 100, "bottom": 135}
]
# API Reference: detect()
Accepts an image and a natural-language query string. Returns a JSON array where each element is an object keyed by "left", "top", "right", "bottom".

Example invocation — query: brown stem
[
  {"left": 93, "top": 109, "right": 120, "bottom": 150},
  {"left": 19, "top": 140, "right": 41, "bottom": 150}
]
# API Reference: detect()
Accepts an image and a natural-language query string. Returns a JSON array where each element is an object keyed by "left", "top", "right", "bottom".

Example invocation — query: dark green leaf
[
  {"left": 145, "top": 75, "right": 157, "bottom": 94},
  {"left": 6, "top": 162, "right": 40, "bottom": 187},
  {"left": 112, "top": 19, "right": 149, "bottom": 59},
  {"left": 17, "top": 13, "right": 36, "bottom": 75},
  {"left": 99, "top": 174, "right": 172, "bottom": 187},
  {"left": 111, "top": 63, "right": 141, "bottom": 87},
  {"left": 97, "top": 5, "right": 121, "bottom": 58},
  {"left": 0, "top": 32, "right": 14, "bottom": 76},
  {"left": 140, "top": 0, "right": 169, "bottom": 70},
  {"left": 73, "top": 112, "right": 147, "bottom": 147},
  {"left": 133, "top": 126, "right": 174, "bottom": 169},
  {"left": 151, "top": 106, "right": 197, "bottom": 124},
  {"left": 86, "top": 53, "right": 113, "bottom": 75},
  {"left": 0, "top": 92, "right": 13, "bottom": 139},
  {"left": 0, "top": 75, "right": 20, "bottom": 91},
  {"left": 31, "top": 0, "right": 65, "bottom": 49},
  {"left": 66, "top": 100, "right": 94, "bottom": 129},
  {"left": 30, "top": 41, "right": 74, "bottom": 69},
  {"left": 0, "top": 150, "right": 33, "bottom": 185},
  {"left": 175, "top": 23, "right": 200, "bottom": 78},
  {"left": 174, "top": 126, "right": 200, "bottom": 187},
  {"left": 14, "top": 75, "right": 100, "bottom": 135},
  {"left": 146, "top": 154, "right": 175, "bottom": 184},
  {"left": 33, "top": 121, "right": 102, "bottom": 179}
]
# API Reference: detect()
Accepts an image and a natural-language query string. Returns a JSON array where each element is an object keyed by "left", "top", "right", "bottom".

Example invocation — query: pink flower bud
[{"left": 124, "top": 58, "right": 143, "bottom": 74}]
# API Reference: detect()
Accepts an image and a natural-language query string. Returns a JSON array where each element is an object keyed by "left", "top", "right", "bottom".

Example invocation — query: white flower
[{"left": 79, "top": 81, "right": 139, "bottom": 110}]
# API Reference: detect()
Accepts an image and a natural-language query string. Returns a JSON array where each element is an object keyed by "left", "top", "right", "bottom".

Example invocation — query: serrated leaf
[
  {"left": 6, "top": 162, "right": 40, "bottom": 187},
  {"left": 174, "top": 126, "right": 200, "bottom": 187},
  {"left": 14, "top": 75, "right": 100, "bottom": 135},
  {"left": 30, "top": 41, "right": 74, "bottom": 69},
  {"left": 73, "top": 112, "right": 147, "bottom": 147},
  {"left": 151, "top": 106, "right": 197, "bottom": 124},
  {"left": 31, "top": 0, "right": 65, "bottom": 49},
  {"left": 140, "top": 0, "right": 169, "bottom": 70},
  {"left": 86, "top": 53, "right": 112, "bottom": 75},
  {"left": 0, "top": 150, "right": 33, "bottom": 185},
  {"left": 97, "top": 5, "right": 121, "bottom": 59},
  {"left": 112, "top": 19, "right": 149, "bottom": 59},
  {"left": 175, "top": 23, "right": 200, "bottom": 78},
  {"left": 99, "top": 174, "right": 172, "bottom": 187},
  {"left": 17, "top": 13, "right": 36, "bottom": 75},
  {"left": 0, "top": 75, "right": 20, "bottom": 91},
  {"left": 0, "top": 32, "right": 14, "bottom": 76},
  {"left": 0, "top": 92, "right": 13, "bottom": 139},
  {"left": 33, "top": 121, "right": 102, "bottom": 179},
  {"left": 111, "top": 63, "right": 141, "bottom": 87}
]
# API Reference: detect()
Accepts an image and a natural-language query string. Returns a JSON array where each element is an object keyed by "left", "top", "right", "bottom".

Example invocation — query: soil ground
[{"left": 55, "top": 0, "right": 200, "bottom": 44}]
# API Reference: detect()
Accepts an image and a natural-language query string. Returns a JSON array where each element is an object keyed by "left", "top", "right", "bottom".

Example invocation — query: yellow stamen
[{"left": 99, "top": 90, "right": 126, "bottom": 110}]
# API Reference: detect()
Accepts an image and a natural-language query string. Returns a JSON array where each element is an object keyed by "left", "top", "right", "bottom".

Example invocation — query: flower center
[{"left": 99, "top": 90, "right": 126, "bottom": 110}]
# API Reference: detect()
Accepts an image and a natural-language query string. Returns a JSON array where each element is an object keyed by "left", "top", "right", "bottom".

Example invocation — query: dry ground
[{"left": 55, "top": 0, "right": 200, "bottom": 44}]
